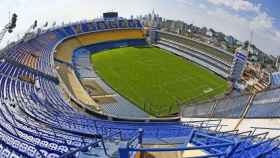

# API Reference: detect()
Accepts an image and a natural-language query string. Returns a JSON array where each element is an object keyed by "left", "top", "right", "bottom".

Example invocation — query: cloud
[
  {"left": 207, "top": 0, "right": 261, "bottom": 13},
  {"left": 250, "top": 12, "right": 273, "bottom": 30},
  {"left": 176, "top": 0, "right": 193, "bottom": 6},
  {"left": 175, "top": 0, "right": 279, "bottom": 55},
  {"left": 206, "top": 0, "right": 275, "bottom": 31},
  {"left": 203, "top": 8, "right": 280, "bottom": 55},
  {"left": 276, "top": 31, "right": 280, "bottom": 38},
  {"left": 199, "top": 3, "right": 207, "bottom": 9},
  {"left": 0, "top": 0, "right": 279, "bottom": 55}
]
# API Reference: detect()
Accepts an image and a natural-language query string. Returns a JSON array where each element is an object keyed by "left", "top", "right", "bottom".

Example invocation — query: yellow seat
[{"left": 55, "top": 29, "right": 144, "bottom": 63}]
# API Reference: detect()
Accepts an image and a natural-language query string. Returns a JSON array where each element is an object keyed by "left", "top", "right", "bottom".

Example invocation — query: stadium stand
[
  {"left": 182, "top": 93, "right": 253, "bottom": 118},
  {"left": 100, "top": 94, "right": 149, "bottom": 118},
  {"left": 55, "top": 38, "right": 82, "bottom": 63},
  {"left": 153, "top": 29, "right": 232, "bottom": 79},
  {"left": 159, "top": 39, "right": 231, "bottom": 72},
  {"left": 247, "top": 88, "right": 280, "bottom": 118},
  {"left": 182, "top": 86, "right": 280, "bottom": 118},
  {"left": 55, "top": 29, "right": 144, "bottom": 63},
  {"left": 158, "top": 31, "right": 234, "bottom": 64},
  {"left": 72, "top": 48, "right": 96, "bottom": 79},
  {"left": 155, "top": 40, "right": 230, "bottom": 78},
  {"left": 77, "top": 29, "right": 144, "bottom": 46},
  {"left": 182, "top": 101, "right": 216, "bottom": 118},
  {"left": 55, "top": 63, "right": 100, "bottom": 110},
  {"left": 72, "top": 39, "right": 150, "bottom": 118},
  {"left": 271, "top": 72, "right": 280, "bottom": 88},
  {"left": 212, "top": 95, "right": 250, "bottom": 118},
  {"left": 0, "top": 17, "right": 278, "bottom": 157}
]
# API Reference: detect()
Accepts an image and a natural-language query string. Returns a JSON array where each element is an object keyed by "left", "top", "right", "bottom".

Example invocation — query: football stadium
[{"left": 0, "top": 1, "right": 279, "bottom": 157}]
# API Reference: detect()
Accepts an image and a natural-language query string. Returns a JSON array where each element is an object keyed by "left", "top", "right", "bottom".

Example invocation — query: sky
[{"left": 0, "top": 0, "right": 279, "bottom": 56}]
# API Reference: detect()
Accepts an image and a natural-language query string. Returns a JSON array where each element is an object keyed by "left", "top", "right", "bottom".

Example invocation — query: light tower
[
  {"left": 0, "top": 13, "right": 18, "bottom": 46},
  {"left": 22, "top": 20, "right": 38, "bottom": 41}
]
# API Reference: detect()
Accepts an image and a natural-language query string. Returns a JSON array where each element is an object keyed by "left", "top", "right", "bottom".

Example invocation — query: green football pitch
[{"left": 91, "top": 46, "right": 230, "bottom": 117}]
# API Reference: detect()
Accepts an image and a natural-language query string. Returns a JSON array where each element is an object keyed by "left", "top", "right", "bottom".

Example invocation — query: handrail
[
  {"left": 236, "top": 130, "right": 252, "bottom": 136},
  {"left": 219, "top": 129, "right": 239, "bottom": 135},
  {"left": 197, "top": 125, "right": 221, "bottom": 129},
  {"left": 195, "top": 132, "right": 234, "bottom": 144},
  {"left": 223, "top": 130, "right": 252, "bottom": 137},
  {"left": 251, "top": 126, "right": 280, "bottom": 131},
  {"left": 251, "top": 126, "right": 280, "bottom": 136},
  {"left": 242, "top": 132, "right": 269, "bottom": 140},
  {"left": 183, "top": 119, "right": 222, "bottom": 123},
  {"left": 128, "top": 142, "right": 234, "bottom": 152},
  {"left": 127, "top": 133, "right": 140, "bottom": 146},
  {"left": 119, "top": 129, "right": 237, "bottom": 157},
  {"left": 184, "top": 120, "right": 223, "bottom": 131},
  {"left": 60, "top": 130, "right": 122, "bottom": 157}
]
